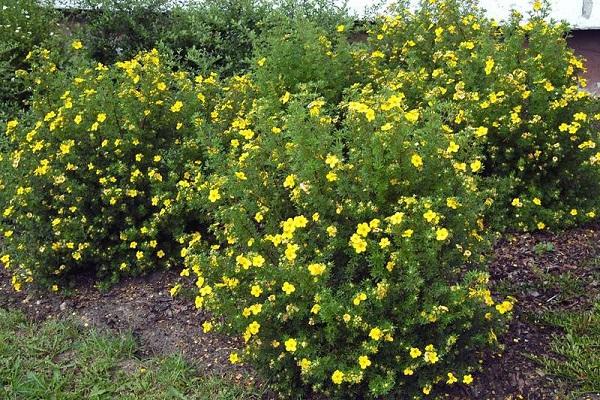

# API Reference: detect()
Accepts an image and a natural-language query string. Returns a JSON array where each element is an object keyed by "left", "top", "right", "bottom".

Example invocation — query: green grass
[
  {"left": 0, "top": 309, "right": 264, "bottom": 400},
  {"left": 531, "top": 302, "right": 600, "bottom": 398}
]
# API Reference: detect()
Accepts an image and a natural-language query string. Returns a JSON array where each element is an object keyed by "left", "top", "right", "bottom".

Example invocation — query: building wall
[{"left": 569, "top": 30, "right": 600, "bottom": 95}]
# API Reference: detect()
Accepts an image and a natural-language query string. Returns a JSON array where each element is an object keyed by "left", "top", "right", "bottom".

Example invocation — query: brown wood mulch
[{"left": 1, "top": 223, "right": 599, "bottom": 400}]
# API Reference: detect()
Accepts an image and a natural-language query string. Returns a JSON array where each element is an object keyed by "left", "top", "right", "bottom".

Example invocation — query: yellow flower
[
  {"left": 250, "top": 285, "right": 262, "bottom": 297},
  {"left": 446, "top": 198, "right": 460, "bottom": 209},
  {"left": 285, "top": 243, "right": 299, "bottom": 262},
  {"left": 331, "top": 370, "right": 344, "bottom": 385},
  {"left": 422, "top": 384, "right": 432, "bottom": 395},
  {"left": 379, "top": 237, "right": 391, "bottom": 248},
  {"left": 484, "top": 57, "right": 494, "bottom": 75},
  {"left": 533, "top": 0, "right": 542, "bottom": 10},
  {"left": 411, "top": 154, "right": 423, "bottom": 168},
  {"left": 208, "top": 189, "right": 220, "bottom": 203},
  {"left": 349, "top": 233, "right": 367, "bottom": 253},
  {"left": 570, "top": 209, "right": 578, "bottom": 216},
  {"left": 369, "top": 327, "right": 383, "bottom": 341},
  {"left": 257, "top": 57, "right": 267, "bottom": 67},
  {"left": 170, "top": 101, "right": 184, "bottom": 113},
  {"left": 537, "top": 221, "right": 546, "bottom": 230},
  {"left": 229, "top": 352, "right": 240, "bottom": 364},
  {"left": 282, "top": 281, "right": 296, "bottom": 295},
  {"left": 447, "top": 141, "right": 459, "bottom": 153},
  {"left": 308, "top": 263, "right": 326, "bottom": 276},
  {"left": 356, "top": 222, "right": 371, "bottom": 237},
  {"left": 336, "top": 24, "right": 345, "bottom": 32},
  {"left": 495, "top": 300, "right": 513, "bottom": 314},
  {"left": 447, "top": 372, "right": 458, "bottom": 384},
  {"left": 247, "top": 321, "right": 260, "bottom": 335},
  {"left": 436, "top": 228, "right": 449, "bottom": 241},
  {"left": 533, "top": 197, "right": 542, "bottom": 206},
  {"left": 470, "top": 159, "right": 482, "bottom": 172},
  {"left": 403, "top": 367, "right": 414, "bottom": 375},
  {"left": 388, "top": 212, "right": 404, "bottom": 225},
  {"left": 409, "top": 347, "right": 422, "bottom": 358},
  {"left": 424, "top": 349, "right": 439, "bottom": 364},
  {"left": 283, "top": 174, "right": 296, "bottom": 188},
  {"left": 463, "top": 374, "right": 474, "bottom": 384},
  {"left": 284, "top": 338, "right": 297, "bottom": 352},
  {"left": 327, "top": 225, "right": 337, "bottom": 237},
  {"left": 202, "top": 321, "right": 213, "bottom": 333},
  {"left": 72, "top": 40, "right": 83, "bottom": 50},
  {"left": 97, "top": 113, "right": 107, "bottom": 123},
  {"left": 353, "top": 292, "right": 367, "bottom": 305},
  {"left": 405, "top": 109, "right": 420, "bottom": 123},
  {"left": 358, "top": 355, "right": 372, "bottom": 369},
  {"left": 474, "top": 126, "right": 488, "bottom": 137},
  {"left": 511, "top": 198, "right": 522, "bottom": 207},
  {"left": 326, "top": 171, "right": 337, "bottom": 182}
]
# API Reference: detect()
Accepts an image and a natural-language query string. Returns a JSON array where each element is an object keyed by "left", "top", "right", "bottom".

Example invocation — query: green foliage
[
  {"left": 533, "top": 302, "right": 600, "bottom": 397},
  {"left": 0, "top": 48, "right": 217, "bottom": 286},
  {"left": 0, "top": 308, "right": 264, "bottom": 399},
  {"left": 0, "top": 0, "right": 59, "bottom": 117},
  {"left": 72, "top": 0, "right": 352, "bottom": 76}
]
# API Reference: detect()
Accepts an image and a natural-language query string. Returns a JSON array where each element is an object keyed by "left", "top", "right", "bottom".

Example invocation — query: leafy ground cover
[
  {"left": 0, "top": 308, "right": 266, "bottom": 399},
  {"left": 1, "top": 224, "right": 599, "bottom": 399}
]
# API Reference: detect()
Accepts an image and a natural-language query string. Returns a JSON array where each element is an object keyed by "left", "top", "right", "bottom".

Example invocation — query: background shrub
[
  {"left": 0, "top": 0, "right": 59, "bottom": 119},
  {"left": 0, "top": 46, "right": 218, "bottom": 288},
  {"left": 72, "top": 0, "right": 352, "bottom": 76}
]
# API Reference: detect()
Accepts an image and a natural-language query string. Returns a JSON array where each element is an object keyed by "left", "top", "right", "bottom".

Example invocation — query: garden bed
[{"left": 2, "top": 223, "right": 598, "bottom": 399}]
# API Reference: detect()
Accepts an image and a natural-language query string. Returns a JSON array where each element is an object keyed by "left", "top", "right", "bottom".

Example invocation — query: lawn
[{"left": 0, "top": 309, "right": 265, "bottom": 400}]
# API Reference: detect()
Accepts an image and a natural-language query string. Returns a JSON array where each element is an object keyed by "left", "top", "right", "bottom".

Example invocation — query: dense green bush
[
  {"left": 73, "top": 0, "right": 352, "bottom": 76},
  {"left": 361, "top": 0, "right": 600, "bottom": 231},
  {"left": 0, "top": 46, "right": 219, "bottom": 288},
  {"left": 0, "top": 0, "right": 59, "bottom": 118}
]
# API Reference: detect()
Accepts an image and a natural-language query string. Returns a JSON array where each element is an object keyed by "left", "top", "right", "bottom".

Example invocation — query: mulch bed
[{"left": 1, "top": 224, "right": 599, "bottom": 399}]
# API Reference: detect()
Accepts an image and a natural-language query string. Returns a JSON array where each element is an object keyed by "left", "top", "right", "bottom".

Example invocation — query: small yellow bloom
[
  {"left": 229, "top": 352, "right": 240, "bottom": 364},
  {"left": 72, "top": 40, "right": 83, "bottom": 50},
  {"left": 411, "top": 154, "right": 423, "bottom": 168},
  {"left": 284, "top": 338, "right": 297, "bottom": 352},
  {"left": 208, "top": 189, "right": 221, "bottom": 203},
  {"left": 202, "top": 321, "right": 213, "bottom": 333},
  {"left": 331, "top": 370, "right": 344, "bottom": 384},
  {"left": 463, "top": 374, "right": 474, "bottom": 384},
  {"left": 409, "top": 347, "right": 422, "bottom": 358},
  {"left": 358, "top": 355, "right": 372, "bottom": 369},
  {"left": 436, "top": 228, "right": 449, "bottom": 241},
  {"left": 282, "top": 281, "right": 296, "bottom": 295},
  {"left": 369, "top": 327, "right": 383, "bottom": 341}
]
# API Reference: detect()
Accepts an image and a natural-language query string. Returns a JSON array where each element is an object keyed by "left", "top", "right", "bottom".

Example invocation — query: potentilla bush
[
  {"left": 179, "top": 72, "right": 513, "bottom": 397},
  {"left": 358, "top": 0, "right": 600, "bottom": 231},
  {"left": 0, "top": 45, "right": 219, "bottom": 289}
]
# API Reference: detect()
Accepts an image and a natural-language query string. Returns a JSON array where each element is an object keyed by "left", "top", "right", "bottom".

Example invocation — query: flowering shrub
[
  {"left": 359, "top": 0, "right": 600, "bottom": 231},
  {"left": 0, "top": 45, "right": 219, "bottom": 288},
  {"left": 179, "top": 56, "right": 512, "bottom": 397}
]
